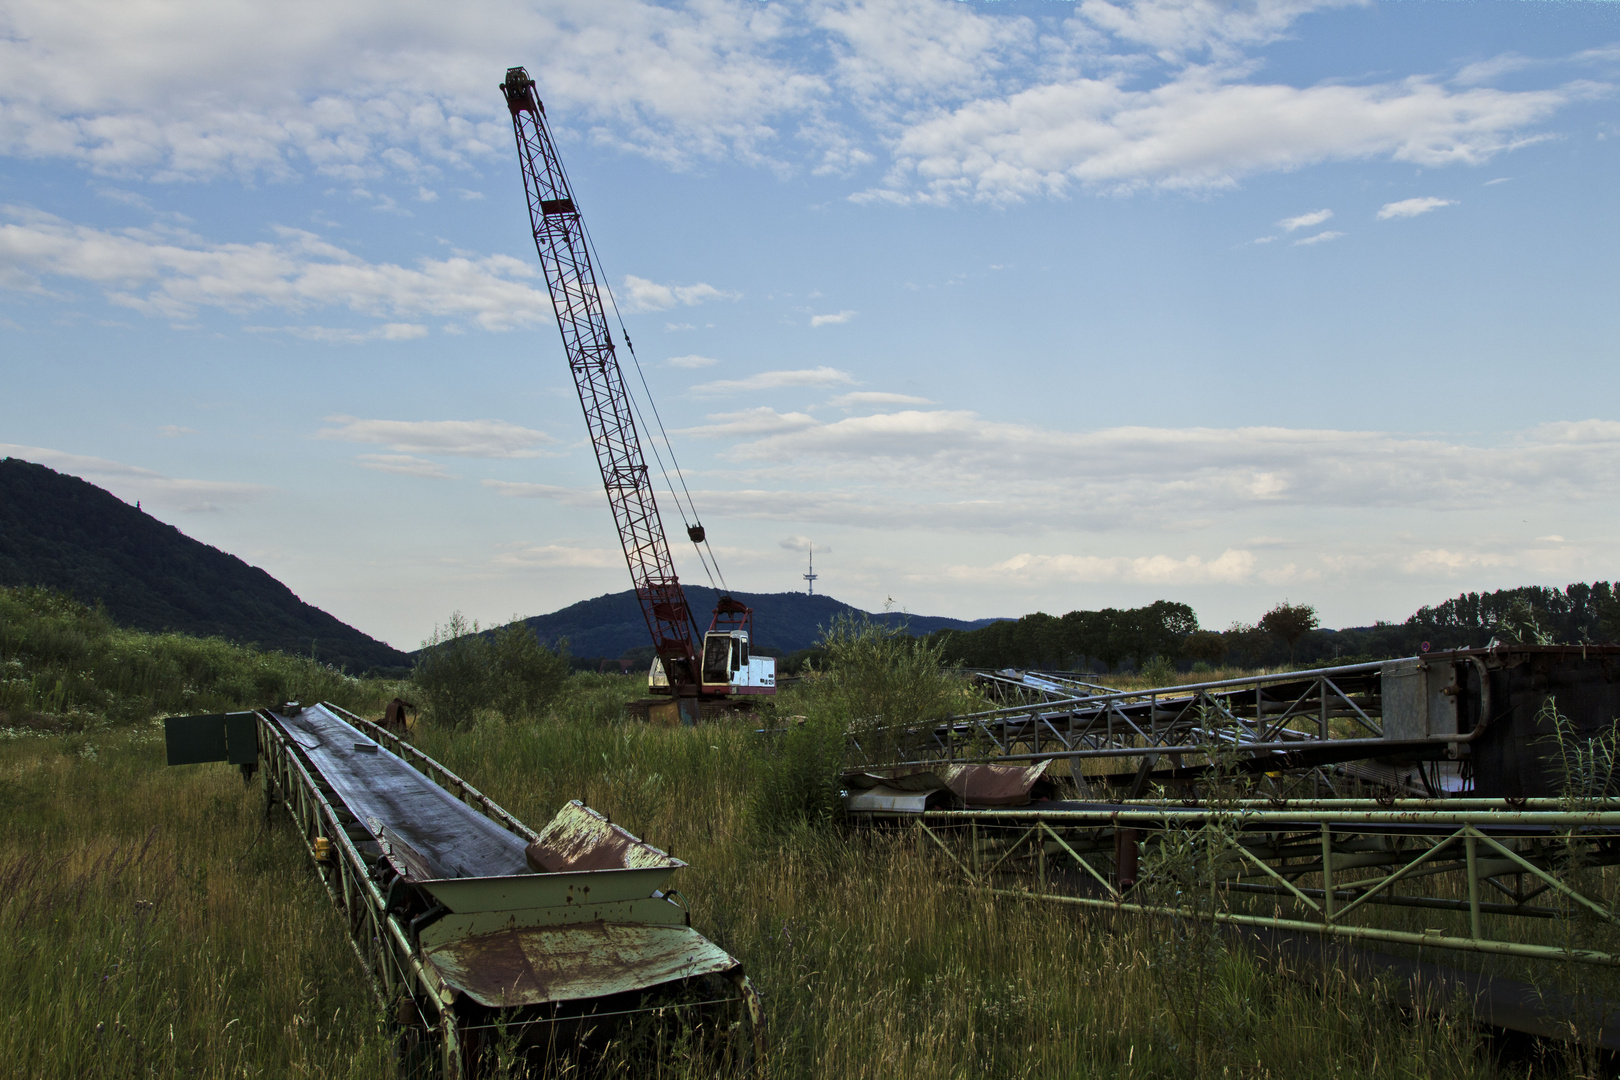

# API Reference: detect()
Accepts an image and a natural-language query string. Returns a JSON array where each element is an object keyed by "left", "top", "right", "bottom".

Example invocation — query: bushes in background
[{"left": 411, "top": 613, "right": 570, "bottom": 727}]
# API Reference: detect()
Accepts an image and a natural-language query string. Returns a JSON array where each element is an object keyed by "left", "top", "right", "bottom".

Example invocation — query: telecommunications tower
[{"left": 803, "top": 543, "right": 818, "bottom": 596}]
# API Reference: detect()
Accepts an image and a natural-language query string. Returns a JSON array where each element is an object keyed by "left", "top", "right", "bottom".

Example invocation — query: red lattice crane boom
[{"left": 501, "top": 66, "right": 774, "bottom": 705}]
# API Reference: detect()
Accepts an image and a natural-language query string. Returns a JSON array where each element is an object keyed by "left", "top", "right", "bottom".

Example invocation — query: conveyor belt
[{"left": 270, "top": 704, "right": 530, "bottom": 879}]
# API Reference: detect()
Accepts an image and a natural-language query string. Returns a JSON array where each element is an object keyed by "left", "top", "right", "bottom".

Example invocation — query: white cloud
[
  {"left": 677, "top": 412, "right": 1620, "bottom": 532},
  {"left": 316, "top": 416, "right": 556, "bottom": 458},
  {"left": 0, "top": 0, "right": 823, "bottom": 180},
  {"left": 867, "top": 72, "right": 1573, "bottom": 203},
  {"left": 0, "top": 443, "right": 267, "bottom": 511},
  {"left": 829, "top": 391, "right": 936, "bottom": 407},
  {"left": 688, "top": 367, "right": 856, "bottom": 397},
  {"left": 945, "top": 548, "right": 1258, "bottom": 585},
  {"left": 248, "top": 322, "right": 429, "bottom": 343},
  {"left": 1401, "top": 548, "right": 1514, "bottom": 575},
  {"left": 677, "top": 407, "right": 819, "bottom": 437},
  {"left": 0, "top": 208, "right": 553, "bottom": 331},
  {"left": 480, "top": 480, "right": 600, "bottom": 507},
  {"left": 779, "top": 534, "right": 827, "bottom": 553},
  {"left": 666, "top": 353, "right": 720, "bottom": 369},
  {"left": 622, "top": 275, "right": 740, "bottom": 313},
  {"left": 492, "top": 543, "right": 619, "bottom": 570},
  {"left": 1077, "top": 0, "right": 1366, "bottom": 59},
  {"left": 817, "top": 0, "right": 1037, "bottom": 103},
  {"left": 0, "top": 0, "right": 1589, "bottom": 209},
  {"left": 1455, "top": 54, "right": 1537, "bottom": 87},
  {"left": 810, "top": 309, "right": 857, "bottom": 327},
  {"left": 1280, "top": 208, "right": 1332, "bottom": 231},
  {"left": 1293, "top": 230, "right": 1344, "bottom": 246},
  {"left": 355, "top": 453, "right": 457, "bottom": 479},
  {"left": 1377, "top": 196, "right": 1457, "bottom": 219}
]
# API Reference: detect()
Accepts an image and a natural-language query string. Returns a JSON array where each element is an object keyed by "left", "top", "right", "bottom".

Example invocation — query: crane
[{"left": 500, "top": 66, "right": 774, "bottom": 718}]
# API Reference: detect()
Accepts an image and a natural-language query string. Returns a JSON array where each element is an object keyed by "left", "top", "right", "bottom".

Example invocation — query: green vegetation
[
  {"left": 0, "top": 586, "right": 397, "bottom": 731},
  {"left": 411, "top": 612, "right": 570, "bottom": 727},
  {"left": 927, "top": 582, "right": 1620, "bottom": 675},
  {"left": 2, "top": 587, "right": 1609, "bottom": 1077}
]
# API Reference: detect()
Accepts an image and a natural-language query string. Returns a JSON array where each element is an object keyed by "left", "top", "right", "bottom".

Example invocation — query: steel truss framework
[
  {"left": 860, "top": 662, "right": 1476, "bottom": 800},
  {"left": 907, "top": 801, "right": 1620, "bottom": 966},
  {"left": 872, "top": 662, "right": 1398, "bottom": 769}
]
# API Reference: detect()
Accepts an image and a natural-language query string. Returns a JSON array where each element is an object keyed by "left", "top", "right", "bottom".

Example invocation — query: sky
[{"left": 1, "top": 0, "right": 1617, "bottom": 651}]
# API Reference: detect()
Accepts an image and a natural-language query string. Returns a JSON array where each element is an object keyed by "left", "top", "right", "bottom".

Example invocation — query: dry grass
[{"left": 0, "top": 675, "right": 1584, "bottom": 1078}]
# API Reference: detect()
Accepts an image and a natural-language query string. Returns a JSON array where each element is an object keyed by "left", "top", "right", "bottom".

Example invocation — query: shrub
[
  {"left": 490, "top": 621, "right": 570, "bottom": 720},
  {"left": 411, "top": 614, "right": 571, "bottom": 727},
  {"left": 411, "top": 612, "right": 492, "bottom": 727}
]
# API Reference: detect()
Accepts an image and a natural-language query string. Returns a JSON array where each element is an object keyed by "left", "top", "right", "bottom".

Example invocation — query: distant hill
[
  {"left": 0, "top": 458, "right": 411, "bottom": 673},
  {"left": 514, "top": 586, "right": 1007, "bottom": 660}
]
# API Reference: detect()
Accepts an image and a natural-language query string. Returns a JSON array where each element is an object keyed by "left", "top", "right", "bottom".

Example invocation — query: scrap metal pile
[
  {"left": 854, "top": 645, "right": 1620, "bottom": 800},
  {"left": 842, "top": 646, "right": 1620, "bottom": 992}
]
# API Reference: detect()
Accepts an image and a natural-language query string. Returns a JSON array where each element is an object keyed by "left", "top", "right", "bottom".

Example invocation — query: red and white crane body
[{"left": 500, "top": 66, "right": 774, "bottom": 706}]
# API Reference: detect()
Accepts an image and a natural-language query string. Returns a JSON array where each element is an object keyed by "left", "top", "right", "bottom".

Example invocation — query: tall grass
[{"left": 0, "top": 595, "right": 1568, "bottom": 1078}]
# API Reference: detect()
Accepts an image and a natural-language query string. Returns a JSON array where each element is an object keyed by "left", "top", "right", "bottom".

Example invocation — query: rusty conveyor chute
[{"left": 166, "top": 702, "right": 762, "bottom": 1078}]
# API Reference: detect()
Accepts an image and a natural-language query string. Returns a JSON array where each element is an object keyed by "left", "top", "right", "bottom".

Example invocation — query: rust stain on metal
[
  {"left": 940, "top": 761, "right": 1053, "bottom": 806},
  {"left": 845, "top": 761, "right": 1054, "bottom": 808},
  {"left": 423, "top": 921, "right": 736, "bottom": 1008},
  {"left": 525, "top": 800, "right": 686, "bottom": 874}
]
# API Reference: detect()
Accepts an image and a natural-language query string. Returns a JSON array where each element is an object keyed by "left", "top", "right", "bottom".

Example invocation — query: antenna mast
[{"left": 803, "top": 543, "right": 818, "bottom": 596}]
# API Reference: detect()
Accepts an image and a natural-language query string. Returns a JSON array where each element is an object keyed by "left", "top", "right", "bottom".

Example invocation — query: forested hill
[
  {"left": 517, "top": 587, "right": 1005, "bottom": 661},
  {"left": 0, "top": 458, "right": 411, "bottom": 673}
]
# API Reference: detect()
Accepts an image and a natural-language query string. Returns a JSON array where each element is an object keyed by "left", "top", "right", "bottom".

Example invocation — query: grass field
[{"left": 0, "top": 591, "right": 1598, "bottom": 1078}]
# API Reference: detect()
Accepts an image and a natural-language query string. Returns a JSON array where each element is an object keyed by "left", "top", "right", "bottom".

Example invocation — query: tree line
[{"left": 919, "top": 581, "right": 1620, "bottom": 675}]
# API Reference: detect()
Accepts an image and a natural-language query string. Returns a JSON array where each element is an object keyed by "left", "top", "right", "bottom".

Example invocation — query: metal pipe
[
  {"left": 918, "top": 808, "right": 1620, "bottom": 826},
  {"left": 985, "top": 887, "right": 1620, "bottom": 966}
]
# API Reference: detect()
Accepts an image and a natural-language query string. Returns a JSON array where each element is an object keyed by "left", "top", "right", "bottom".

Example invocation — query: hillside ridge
[
  {"left": 516, "top": 587, "right": 1007, "bottom": 660},
  {"left": 0, "top": 457, "right": 411, "bottom": 672}
]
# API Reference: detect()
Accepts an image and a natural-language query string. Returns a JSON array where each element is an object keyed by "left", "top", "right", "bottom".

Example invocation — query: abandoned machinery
[
  {"left": 842, "top": 642, "right": 1620, "bottom": 1038},
  {"left": 165, "top": 704, "right": 761, "bottom": 1078}
]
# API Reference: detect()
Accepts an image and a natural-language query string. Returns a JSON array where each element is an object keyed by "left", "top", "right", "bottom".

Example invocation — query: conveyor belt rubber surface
[{"left": 270, "top": 704, "right": 530, "bottom": 879}]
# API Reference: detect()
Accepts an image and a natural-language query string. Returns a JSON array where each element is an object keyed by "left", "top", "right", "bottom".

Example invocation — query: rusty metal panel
[
  {"left": 417, "top": 897, "right": 688, "bottom": 949},
  {"left": 845, "top": 785, "right": 941, "bottom": 814},
  {"left": 412, "top": 867, "right": 681, "bottom": 914},
  {"left": 423, "top": 923, "right": 738, "bottom": 1008},
  {"left": 938, "top": 761, "right": 1053, "bottom": 806},
  {"left": 1381, "top": 660, "right": 1459, "bottom": 741},
  {"left": 525, "top": 801, "right": 685, "bottom": 874},
  {"left": 847, "top": 761, "right": 1053, "bottom": 809}
]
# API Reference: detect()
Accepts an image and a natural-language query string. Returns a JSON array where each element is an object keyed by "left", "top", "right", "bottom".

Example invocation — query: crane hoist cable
[
  {"left": 569, "top": 175, "right": 730, "bottom": 596},
  {"left": 586, "top": 223, "right": 732, "bottom": 595}
]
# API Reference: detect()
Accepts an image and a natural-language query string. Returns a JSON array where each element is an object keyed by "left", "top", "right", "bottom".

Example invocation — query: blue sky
[{"left": 1, "top": 0, "right": 1616, "bottom": 650}]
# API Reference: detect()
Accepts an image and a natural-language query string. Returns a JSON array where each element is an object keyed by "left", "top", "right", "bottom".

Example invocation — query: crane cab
[
  {"left": 645, "top": 632, "right": 776, "bottom": 698},
  {"left": 699, "top": 630, "right": 776, "bottom": 696}
]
